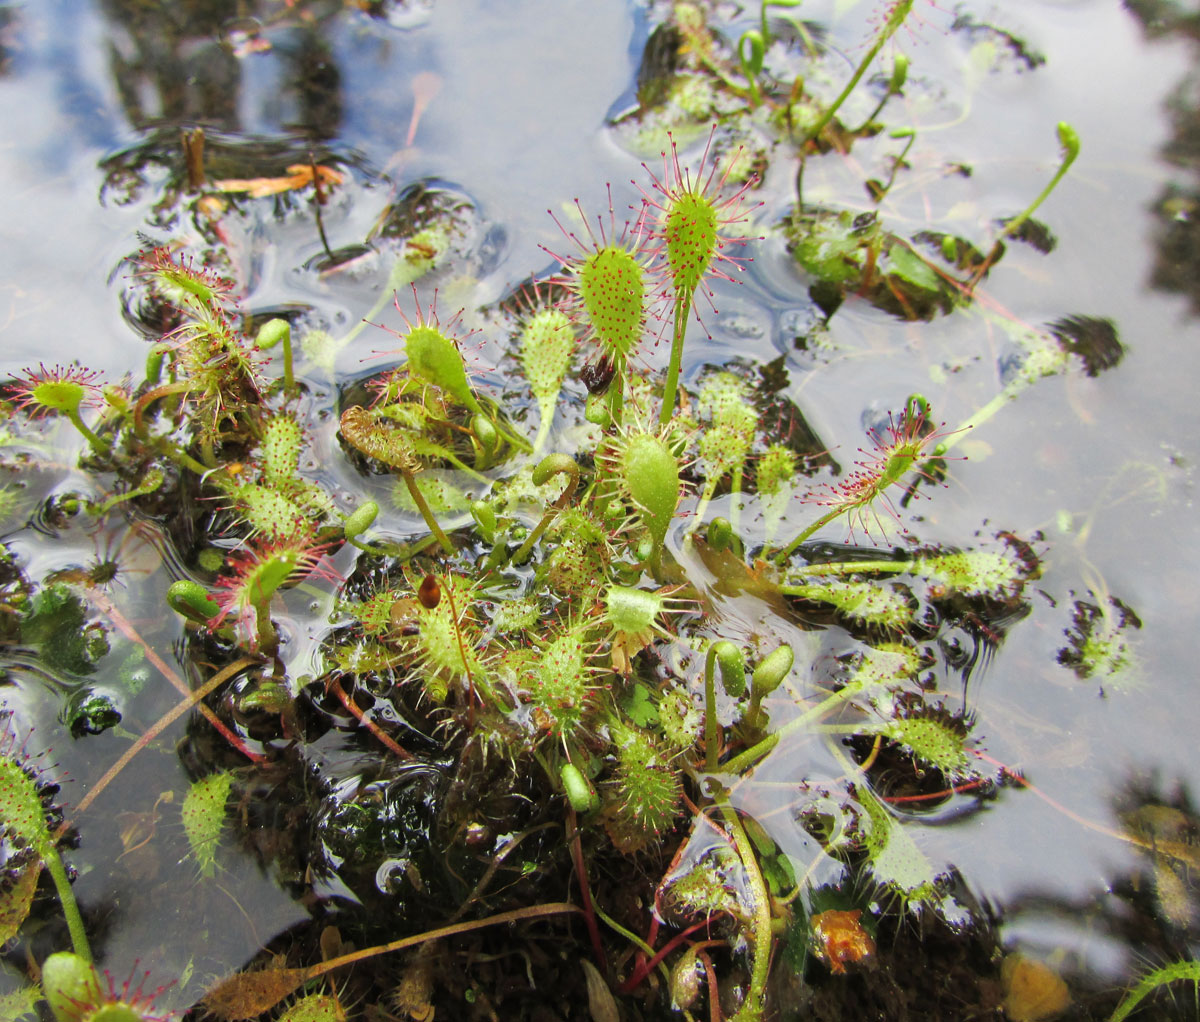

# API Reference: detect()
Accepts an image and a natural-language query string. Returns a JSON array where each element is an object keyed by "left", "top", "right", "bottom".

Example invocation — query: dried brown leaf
[
  {"left": 203, "top": 965, "right": 307, "bottom": 1021},
  {"left": 0, "top": 861, "right": 39, "bottom": 944}
]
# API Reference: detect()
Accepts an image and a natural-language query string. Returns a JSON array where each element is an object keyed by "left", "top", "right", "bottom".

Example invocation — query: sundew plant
[{"left": 0, "top": 2, "right": 1182, "bottom": 1021}]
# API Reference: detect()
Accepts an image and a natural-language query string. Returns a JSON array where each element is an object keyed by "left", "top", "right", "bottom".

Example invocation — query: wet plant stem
[
  {"left": 715, "top": 790, "right": 771, "bottom": 1022},
  {"left": 772, "top": 504, "right": 852, "bottom": 563},
  {"left": 617, "top": 918, "right": 713, "bottom": 994},
  {"left": 567, "top": 808, "right": 609, "bottom": 975},
  {"left": 88, "top": 592, "right": 261, "bottom": 761},
  {"left": 730, "top": 463, "right": 745, "bottom": 536},
  {"left": 326, "top": 675, "right": 413, "bottom": 759},
  {"left": 939, "top": 388, "right": 1017, "bottom": 454},
  {"left": 970, "top": 122, "right": 1080, "bottom": 287},
  {"left": 400, "top": 469, "right": 453, "bottom": 553},
  {"left": 659, "top": 294, "right": 692, "bottom": 428},
  {"left": 66, "top": 657, "right": 260, "bottom": 826},
  {"left": 806, "top": 0, "right": 913, "bottom": 145},
  {"left": 872, "top": 128, "right": 916, "bottom": 201},
  {"left": 132, "top": 382, "right": 190, "bottom": 436},
  {"left": 589, "top": 903, "right": 665, "bottom": 981},
  {"left": 785, "top": 558, "right": 911, "bottom": 578},
  {"left": 63, "top": 407, "right": 111, "bottom": 458},
  {"left": 705, "top": 644, "right": 722, "bottom": 772},
  {"left": 693, "top": 459, "right": 749, "bottom": 539},
  {"left": 317, "top": 904, "right": 585, "bottom": 972},
  {"left": 720, "top": 677, "right": 872, "bottom": 776},
  {"left": 254, "top": 601, "right": 277, "bottom": 655},
  {"left": 42, "top": 844, "right": 91, "bottom": 962}
]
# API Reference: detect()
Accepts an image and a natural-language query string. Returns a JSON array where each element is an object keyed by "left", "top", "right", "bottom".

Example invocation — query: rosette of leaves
[
  {"left": 695, "top": 372, "right": 757, "bottom": 503},
  {"left": 232, "top": 414, "right": 333, "bottom": 542},
  {"left": 786, "top": 208, "right": 960, "bottom": 320}
]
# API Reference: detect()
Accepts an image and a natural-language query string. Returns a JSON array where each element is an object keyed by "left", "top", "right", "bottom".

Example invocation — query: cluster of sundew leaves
[
  {"left": 1, "top": 232, "right": 1049, "bottom": 1011},
  {"left": 0, "top": 4, "right": 1145, "bottom": 1015}
]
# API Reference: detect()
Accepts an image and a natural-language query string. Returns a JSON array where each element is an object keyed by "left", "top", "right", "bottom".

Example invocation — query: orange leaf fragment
[
  {"left": 811, "top": 908, "right": 876, "bottom": 974},
  {"left": 1001, "top": 953, "right": 1071, "bottom": 1022},
  {"left": 213, "top": 164, "right": 344, "bottom": 198}
]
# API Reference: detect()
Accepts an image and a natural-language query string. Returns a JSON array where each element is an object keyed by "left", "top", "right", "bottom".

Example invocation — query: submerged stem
[
  {"left": 400, "top": 469, "right": 454, "bottom": 554},
  {"left": 715, "top": 791, "right": 772, "bottom": 1022}
]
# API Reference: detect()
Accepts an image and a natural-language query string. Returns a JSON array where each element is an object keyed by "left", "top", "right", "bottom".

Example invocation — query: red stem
[
  {"left": 618, "top": 919, "right": 713, "bottom": 994},
  {"left": 326, "top": 676, "right": 413, "bottom": 761},
  {"left": 89, "top": 589, "right": 262, "bottom": 761},
  {"left": 567, "top": 808, "right": 608, "bottom": 975}
]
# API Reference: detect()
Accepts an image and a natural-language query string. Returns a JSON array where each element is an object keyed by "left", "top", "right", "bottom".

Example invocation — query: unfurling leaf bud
[{"left": 752, "top": 644, "right": 794, "bottom": 698}]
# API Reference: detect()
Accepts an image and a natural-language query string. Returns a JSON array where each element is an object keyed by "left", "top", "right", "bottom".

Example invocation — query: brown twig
[
  {"left": 64, "top": 655, "right": 259, "bottom": 825},
  {"left": 88, "top": 589, "right": 262, "bottom": 761},
  {"left": 204, "top": 902, "right": 584, "bottom": 1019},
  {"left": 325, "top": 674, "right": 413, "bottom": 760}
]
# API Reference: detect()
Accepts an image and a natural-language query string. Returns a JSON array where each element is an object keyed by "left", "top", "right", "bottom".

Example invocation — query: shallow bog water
[{"left": 1, "top": 0, "right": 1200, "bottom": 1019}]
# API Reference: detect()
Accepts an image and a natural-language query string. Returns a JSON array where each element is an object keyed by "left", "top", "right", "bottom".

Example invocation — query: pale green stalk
[
  {"left": 806, "top": 0, "right": 914, "bottom": 144},
  {"left": 659, "top": 295, "right": 692, "bottom": 427}
]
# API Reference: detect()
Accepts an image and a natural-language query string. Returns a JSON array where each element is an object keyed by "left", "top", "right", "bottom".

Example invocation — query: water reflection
[{"left": 1127, "top": 0, "right": 1200, "bottom": 315}]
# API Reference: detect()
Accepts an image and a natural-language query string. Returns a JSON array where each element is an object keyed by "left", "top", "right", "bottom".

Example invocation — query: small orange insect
[{"left": 810, "top": 909, "right": 876, "bottom": 974}]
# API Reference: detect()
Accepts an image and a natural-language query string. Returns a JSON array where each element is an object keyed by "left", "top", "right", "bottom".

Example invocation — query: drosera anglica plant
[
  {"left": 542, "top": 189, "right": 658, "bottom": 427},
  {"left": 773, "top": 396, "right": 962, "bottom": 559},
  {"left": 0, "top": 5, "right": 1137, "bottom": 1019},
  {"left": 635, "top": 128, "right": 761, "bottom": 426}
]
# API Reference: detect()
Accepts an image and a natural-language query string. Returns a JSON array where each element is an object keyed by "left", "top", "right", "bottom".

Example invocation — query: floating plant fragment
[
  {"left": 182, "top": 771, "right": 234, "bottom": 878},
  {"left": 1057, "top": 593, "right": 1141, "bottom": 689},
  {"left": 810, "top": 908, "right": 876, "bottom": 975}
]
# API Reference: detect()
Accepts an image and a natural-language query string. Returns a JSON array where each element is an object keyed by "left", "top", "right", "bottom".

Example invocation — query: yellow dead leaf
[
  {"left": 0, "top": 861, "right": 40, "bottom": 943},
  {"left": 1002, "top": 953, "right": 1070, "bottom": 1022}
]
